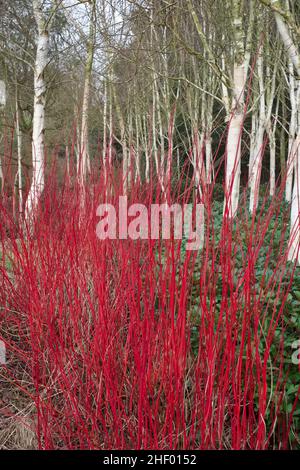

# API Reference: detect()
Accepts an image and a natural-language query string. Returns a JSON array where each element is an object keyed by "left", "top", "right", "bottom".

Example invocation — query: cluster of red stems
[{"left": 0, "top": 137, "right": 299, "bottom": 449}]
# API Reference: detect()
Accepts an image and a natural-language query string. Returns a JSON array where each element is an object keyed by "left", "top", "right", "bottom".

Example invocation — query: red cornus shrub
[{"left": 0, "top": 150, "right": 299, "bottom": 449}]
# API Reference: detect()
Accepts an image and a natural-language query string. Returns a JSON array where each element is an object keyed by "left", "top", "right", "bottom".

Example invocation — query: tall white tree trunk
[
  {"left": 205, "top": 136, "right": 213, "bottom": 184},
  {"left": 271, "top": 0, "right": 300, "bottom": 77},
  {"left": 0, "top": 80, "right": 5, "bottom": 108},
  {"left": 269, "top": 128, "right": 276, "bottom": 196},
  {"left": 267, "top": 99, "right": 279, "bottom": 197},
  {"left": 266, "top": 60, "right": 279, "bottom": 197},
  {"left": 225, "top": 0, "right": 246, "bottom": 217},
  {"left": 0, "top": 80, "right": 6, "bottom": 193},
  {"left": 249, "top": 112, "right": 257, "bottom": 180},
  {"left": 142, "top": 115, "right": 150, "bottom": 183},
  {"left": 288, "top": 80, "right": 300, "bottom": 263},
  {"left": 80, "top": 75, "right": 91, "bottom": 182},
  {"left": 249, "top": 48, "right": 265, "bottom": 213},
  {"left": 286, "top": 64, "right": 299, "bottom": 202},
  {"left": 102, "top": 79, "right": 108, "bottom": 186},
  {"left": 152, "top": 79, "right": 165, "bottom": 195},
  {"left": 79, "top": 0, "right": 96, "bottom": 186},
  {"left": 205, "top": 95, "right": 214, "bottom": 184},
  {"left": 288, "top": 134, "right": 300, "bottom": 263},
  {"left": 16, "top": 89, "right": 23, "bottom": 216},
  {"left": 25, "top": 0, "right": 49, "bottom": 220},
  {"left": 271, "top": 1, "right": 300, "bottom": 262}
]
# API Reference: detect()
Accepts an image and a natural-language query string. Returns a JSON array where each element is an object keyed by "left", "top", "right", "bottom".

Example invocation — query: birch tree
[
  {"left": 269, "top": 0, "right": 300, "bottom": 76},
  {"left": 25, "top": 0, "right": 50, "bottom": 220},
  {"left": 261, "top": 0, "right": 300, "bottom": 263},
  {"left": 262, "top": 0, "right": 300, "bottom": 263},
  {"left": 15, "top": 83, "right": 23, "bottom": 216},
  {"left": 0, "top": 79, "right": 6, "bottom": 192},
  {"left": 79, "top": 0, "right": 96, "bottom": 186},
  {"left": 224, "top": 0, "right": 247, "bottom": 217},
  {"left": 249, "top": 30, "right": 279, "bottom": 211}
]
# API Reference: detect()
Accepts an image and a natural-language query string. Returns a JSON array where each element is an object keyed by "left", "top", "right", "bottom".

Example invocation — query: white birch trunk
[
  {"left": 286, "top": 65, "right": 298, "bottom": 202},
  {"left": 288, "top": 85, "right": 300, "bottom": 263},
  {"left": 205, "top": 95, "right": 214, "bottom": 184},
  {"left": 225, "top": 63, "right": 245, "bottom": 217},
  {"left": 102, "top": 80, "right": 107, "bottom": 186},
  {"left": 0, "top": 80, "right": 5, "bottom": 107},
  {"left": 134, "top": 113, "right": 141, "bottom": 182},
  {"left": 272, "top": 0, "right": 300, "bottom": 77},
  {"left": 16, "top": 91, "right": 23, "bottom": 215},
  {"left": 25, "top": 1, "right": 49, "bottom": 220},
  {"left": 142, "top": 115, "right": 150, "bottom": 183},
  {"left": 249, "top": 49, "right": 265, "bottom": 213},
  {"left": 79, "top": 0, "right": 96, "bottom": 186},
  {"left": 0, "top": 80, "right": 6, "bottom": 193},
  {"left": 272, "top": 0, "right": 300, "bottom": 262},
  {"left": 249, "top": 112, "right": 257, "bottom": 180},
  {"left": 265, "top": 56, "right": 279, "bottom": 197},
  {"left": 108, "top": 80, "right": 113, "bottom": 167},
  {"left": 80, "top": 74, "right": 91, "bottom": 182},
  {"left": 224, "top": 0, "right": 245, "bottom": 217},
  {"left": 268, "top": 124, "right": 277, "bottom": 197},
  {"left": 288, "top": 136, "right": 300, "bottom": 263}
]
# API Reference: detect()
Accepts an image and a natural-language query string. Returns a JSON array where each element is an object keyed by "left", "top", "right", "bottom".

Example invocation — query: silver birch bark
[
  {"left": 225, "top": 0, "right": 246, "bottom": 217},
  {"left": 25, "top": 0, "right": 49, "bottom": 220}
]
